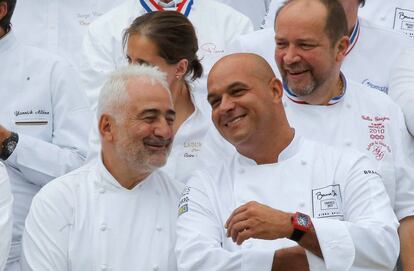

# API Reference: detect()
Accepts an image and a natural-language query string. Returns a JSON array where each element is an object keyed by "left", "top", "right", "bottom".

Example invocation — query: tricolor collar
[
  {"left": 345, "top": 19, "right": 360, "bottom": 56},
  {"left": 283, "top": 73, "right": 347, "bottom": 106},
  {"left": 139, "top": 0, "right": 193, "bottom": 16}
]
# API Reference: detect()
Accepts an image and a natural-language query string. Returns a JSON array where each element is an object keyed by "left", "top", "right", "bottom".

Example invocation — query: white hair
[{"left": 96, "top": 64, "right": 171, "bottom": 120}]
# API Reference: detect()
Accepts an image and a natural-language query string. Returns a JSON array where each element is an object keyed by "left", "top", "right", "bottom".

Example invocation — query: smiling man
[
  {"left": 175, "top": 53, "right": 399, "bottom": 271},
  {"left": 20, "top": 65, "right": 183, "bottom": 271}
]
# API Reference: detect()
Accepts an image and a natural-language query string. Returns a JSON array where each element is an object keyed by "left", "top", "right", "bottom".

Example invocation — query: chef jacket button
[
  {"left": 100, "top": 223, "right": 107, "bottom": 231},
  {"left": 346, "top": 103, "right": 351, "bottom": 109},
  {"left": 301, "top": 160, "right": 307, "bottom": 166},
  {"left": 380, "top": 16, "right": 386, "bottom": 21},
  {"left": 156, "top": 225, "right": 162, "bottom": 232},
  {"left": 99, "top": 187, "right": 106, "bottom": 194},
  {"left": 238, "top": 168, "right": 245, "bottom": 174},
  {"left": 299, "top": 202, "right": 306, "bottom": 208},
  {"left": 245, "top": 242, "right": 253, "bottom": 248},
  {"left": 345, "top": 141, "right": 352, "bottom": 147},
  {"left": 153, "top": 265, "right": 159, "bottom": 271}
]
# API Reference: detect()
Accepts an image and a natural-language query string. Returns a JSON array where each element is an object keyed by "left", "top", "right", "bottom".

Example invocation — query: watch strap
[{"left": 290, "top": 229, "right": 305, "bottom": 242}]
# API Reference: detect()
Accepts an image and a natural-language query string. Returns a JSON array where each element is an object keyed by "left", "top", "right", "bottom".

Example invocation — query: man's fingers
[
  {"left": 225, "top": 203, "right": 250, "bottom": 228},
  {"left": 226, "top": 212, "right": 249, "bottom": 236},
  {"left": 236, "top": 229, "right": 254, "bottom": 245}
]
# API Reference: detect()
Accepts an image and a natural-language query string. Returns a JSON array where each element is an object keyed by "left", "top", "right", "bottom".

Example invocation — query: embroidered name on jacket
[
  {"left": 362, "top": 115, "right": 392, "bottom": 161},
  {"left": 312, "top": 185, "right": 343, "bottom": 218},
  {"left": 183, "top": 141, "right": 202, "bottom": 158}
]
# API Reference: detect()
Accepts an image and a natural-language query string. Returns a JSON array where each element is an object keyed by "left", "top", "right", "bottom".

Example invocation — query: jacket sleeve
[
  {"left": 306, "top": 155, "right": 399, "bottom": 271},
  {"left": 389, "top": 47, "right": 414, "bottom": 136},
  {"left": 20, "top": 181, "right": 72, "bottom": 271},
  {"left": 0, "top": 163, "right": 13, "bottom": 271},
  {"left": 5, "top": 60, "right": 91, "bottom": 187},
  {"left": 79, "top": 25, "right": 117, "bottom": 113},
  {"left": 175, "top": 173, "right": 274, "bottom": 271}
]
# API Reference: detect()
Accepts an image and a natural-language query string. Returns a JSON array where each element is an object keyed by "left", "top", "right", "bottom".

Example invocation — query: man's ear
[
  {"left": 99, "top": 114, "right": 115, "bottom": 142},
  {"left": 335, "top": 36, "right": 350, "bottom": 62},
  {"left": 175, "top": 59, "right": 189, "bottom": 80},
  {"left": 269, "top": 77, "right": 284, "bottom": 103}
]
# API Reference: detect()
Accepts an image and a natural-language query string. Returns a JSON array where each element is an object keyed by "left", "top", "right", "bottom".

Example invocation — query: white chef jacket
[
  {"left": 176, "top": 135, "right": 399, "bottom": 271},
  {"left": 0, "top": 163, "right": 13, "bottom": 271},
  {"left": 389, "top": 47, "right": 414, "bottom": 135},
  {"left": 12, "top": 0, "right": 125, "bottom": 70},
  {"left": 21, "top": 156, "right": 183, "bottom": 271},
  {"left": 283, "top": 79, "right": 414, "bottom": 221},
  {"left": 358, "top": 1, "right": 414, "bottom": 39},
  {"left": 0, "top": 31, "right": 91, "bottom": 268},
  {"left": 80, "top": 0, "right": 253, "bottom": 113},
  {"left": 88, "top": 91, "right": 234, "bottom": 184},
  {"left": 214, "top": 0, "right": 271, "bottom": 29}
]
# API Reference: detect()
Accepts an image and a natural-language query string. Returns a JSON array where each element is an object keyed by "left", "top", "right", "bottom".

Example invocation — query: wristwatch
[
  {"left": 0, "top": 132, "right": 19, "bottom": 160},
  {"left": 289, "top": 212, "right": 312, "bottom": 242}
]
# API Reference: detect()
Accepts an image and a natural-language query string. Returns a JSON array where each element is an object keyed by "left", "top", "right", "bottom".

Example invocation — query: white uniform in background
[
  {"left": 0, "top": 31, "right": 91, "bottom": 271},
  {"left": 358, "top": 1, "right": 414, "bottom": 39},
  {"left": 176, "top": 135, "right": 399, "bottom": 271},
  {"left": 214, "top": 0, "right": 271, "bottom": 29},
  {"left": 88, "top": 92, "right": 234, "bottom": 184},
  {"left": 0, "top": 163, "right": 13, "bottom": 271},
  {"left": 12, "top": 0, "right": 125, "bottom": 70},
  {"left": 21, "top": 158, "right": 183, "bottom": 271},
  {"left": 283, "top": 79, "right": 414, "bottom": 221},
  {"left": 80, "top": 0, "right": 253, "bottom": 113},
  {"left": 389, "top": 47, "right": 414, "bottom": 135}
]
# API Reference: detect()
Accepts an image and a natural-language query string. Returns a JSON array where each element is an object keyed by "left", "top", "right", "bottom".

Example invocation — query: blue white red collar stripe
[
  {"left": 139, "top": 0, "right": 193, "bottom": 16},
  {"left": 345, "top": 19, "right": 360, "bottom": 55},
  {"left": 283, "top": 73, "right": 347, "bottom": 106}
]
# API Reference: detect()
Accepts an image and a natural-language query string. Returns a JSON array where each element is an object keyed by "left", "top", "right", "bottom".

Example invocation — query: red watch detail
[{"left": 289, "top": 212, "right": 312, "bottom": 242}]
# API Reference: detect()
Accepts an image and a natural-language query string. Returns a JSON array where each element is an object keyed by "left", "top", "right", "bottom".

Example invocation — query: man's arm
[
  {"left": 2, "top": 60, "right": 91, "bottom": 186},
  {"left": 399, "top": 216, "right": 414, "bottom": 271},
  {"left": 0, "top": 163, "right": 12, "bottom": 271}
]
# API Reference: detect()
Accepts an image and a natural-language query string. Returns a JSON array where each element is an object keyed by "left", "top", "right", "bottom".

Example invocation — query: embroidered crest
[{"left": 361, "top": 115, "right": 392, "bottom": 161}]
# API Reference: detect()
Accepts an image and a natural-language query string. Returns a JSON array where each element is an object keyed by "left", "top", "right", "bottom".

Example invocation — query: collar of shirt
[
  {"left": 283, "top": 72, "right": 347, "bottom": 106},
  {"left": 96, "top": 152, "right": 154, "bottom": 192},
  {"left": 0, "top": 30, "right": 17, "bottom": 53},
  {"left": 237, "top": 130, "right": 302, "bottom": 166},
  {"left": 138, "top": 0, "right": 193, "bottom": 16},
  {"left": 345, "top": 19, "right": 360, "bottom": 56}
]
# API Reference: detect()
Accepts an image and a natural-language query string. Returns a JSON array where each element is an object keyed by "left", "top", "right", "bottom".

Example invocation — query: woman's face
[{"left": 126, "top": 34, "right": 178, "bottom": 87}]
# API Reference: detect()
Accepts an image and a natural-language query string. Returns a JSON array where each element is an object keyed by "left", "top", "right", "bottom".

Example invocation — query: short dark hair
[
  {"left": 360, "top": 0, "right": 365, "bottom": 7},
  {"left": 275, "top": 0, "right": 348, "bottom": 47},
  {"left": 123, "top": 11, "right": 203, "bottom": 81},
  {"left": 0, "top": 0, "right": 16, "bottom": 32}
]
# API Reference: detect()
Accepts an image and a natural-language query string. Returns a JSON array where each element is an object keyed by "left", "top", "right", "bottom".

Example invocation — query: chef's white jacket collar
[
  {"left": 237, "top": 129, "right": 301, "bottom": 166},
  {"left": 0, "top": 30, "right": 16, "bottom": 52},
  {"left": 97, "top": 152, "right": 153, "bottom": 192}
]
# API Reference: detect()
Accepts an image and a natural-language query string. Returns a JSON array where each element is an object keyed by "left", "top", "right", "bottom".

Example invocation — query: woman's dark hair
[
  {"left": 123, "top": 11, "right": 203, "bottom": 81},
  {"left": 0, "top": 0, "right": 17, "bottom": 32}
]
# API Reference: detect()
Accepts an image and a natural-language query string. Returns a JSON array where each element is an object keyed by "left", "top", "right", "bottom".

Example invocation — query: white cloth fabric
[
  {"left": 283, "top": 79, "right": 414, "bottom": 221},
  {"left": 214, "top": 0, "right": 271, "bottom": 29},
  {"left": 358, "top": 1, "right": 414, "bottom": 39},
  {"left": 88, "top": 92, "right": 235, "bottom": 184},
  {"left": 389, "top": 47, "right": 414, "bottom": 136},
  {"left": 12, "top": 0, "right": 125, "bottom": 70},
  {"left": 0, "top": 31, "right": 91, "bottom": 269},
  {"left": 0, "top": 163, "right": 13, "bottom": 271},
  {"left": 176, "top": 135, "right": 399, "bottom": 271},
  {"left": 21, "top": 158, "right": 183, "bottom": 271},
  {"left": 342, "top": 19, "right": 413, "bottom": 95},
  {"left": 80, "top": 0, "right": 253, "bottom": 113}
]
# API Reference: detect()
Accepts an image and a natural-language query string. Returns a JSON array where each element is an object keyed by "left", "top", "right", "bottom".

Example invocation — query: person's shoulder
[
  {"left": 152, "top": 170, "right": 185, "bottom": 197},
  {"left": 87, "top": 1, "right": 137, "bottom": 35},
  {"left": 359, "top": 18, "right": 412, "bottom": 46},
  {"left": 35, "top": 164, "right": 94, "bottom": 204}
]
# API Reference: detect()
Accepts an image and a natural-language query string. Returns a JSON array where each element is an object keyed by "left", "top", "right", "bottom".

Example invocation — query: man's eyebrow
[
  {"left": 166, "top": 109, "right": 176, "bottom": 116},
  {"left": 138, "top": 109, "right": 161, "bottom": 116}
]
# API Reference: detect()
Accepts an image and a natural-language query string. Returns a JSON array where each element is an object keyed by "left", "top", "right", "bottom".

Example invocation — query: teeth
[{"left": 226, "top": 116, "right": 243, "bottom": 127}]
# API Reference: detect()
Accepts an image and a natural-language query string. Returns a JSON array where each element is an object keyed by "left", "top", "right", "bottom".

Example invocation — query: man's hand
[
  {"left": 225, "top": 201, "right": 293, "bottom": 245},
  {"left": 0, "top": 124, "right": 11, "bottom": 145},
  {"left": 272, "top": 246, "right": 309, "bottom": 271}
]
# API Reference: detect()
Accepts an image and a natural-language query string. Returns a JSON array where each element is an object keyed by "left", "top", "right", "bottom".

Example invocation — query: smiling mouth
[
  {"left": 224, "top": 114, "right": 246, "bottom": 127},
  {"left": 144, "top": 140, "right": 171, "bottom": 151}
]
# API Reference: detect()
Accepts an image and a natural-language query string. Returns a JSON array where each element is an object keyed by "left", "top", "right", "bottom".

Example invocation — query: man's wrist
[
  {"left": 0, "top": 132, "right": 19, "bottom": 160},
  {"left": 0, "top": 129, "right": 11, "bottom": 145}
]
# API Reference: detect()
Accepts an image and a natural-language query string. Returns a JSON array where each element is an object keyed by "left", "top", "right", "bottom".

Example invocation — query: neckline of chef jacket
[
  {"left": 97, "top": 151, "right": 156, "bottom": 192},
  {"left": 237, "top": 130, "right": 301, "bottom": 166},
  {"left": 0, "top": 29, "right": 17, "bottom": 53}
]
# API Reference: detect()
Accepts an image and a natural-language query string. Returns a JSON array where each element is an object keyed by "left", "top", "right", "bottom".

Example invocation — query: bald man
[{"left": 175, "top": 53, "right": 399, "bottom": 271}]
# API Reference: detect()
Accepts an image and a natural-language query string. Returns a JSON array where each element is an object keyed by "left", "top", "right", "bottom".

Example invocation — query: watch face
[
  {"left": 297, "top": 214, "right": 309, "bottom": 227},
  {"left": 6, "top": 142, "right": 17, "bottom": 153}
]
